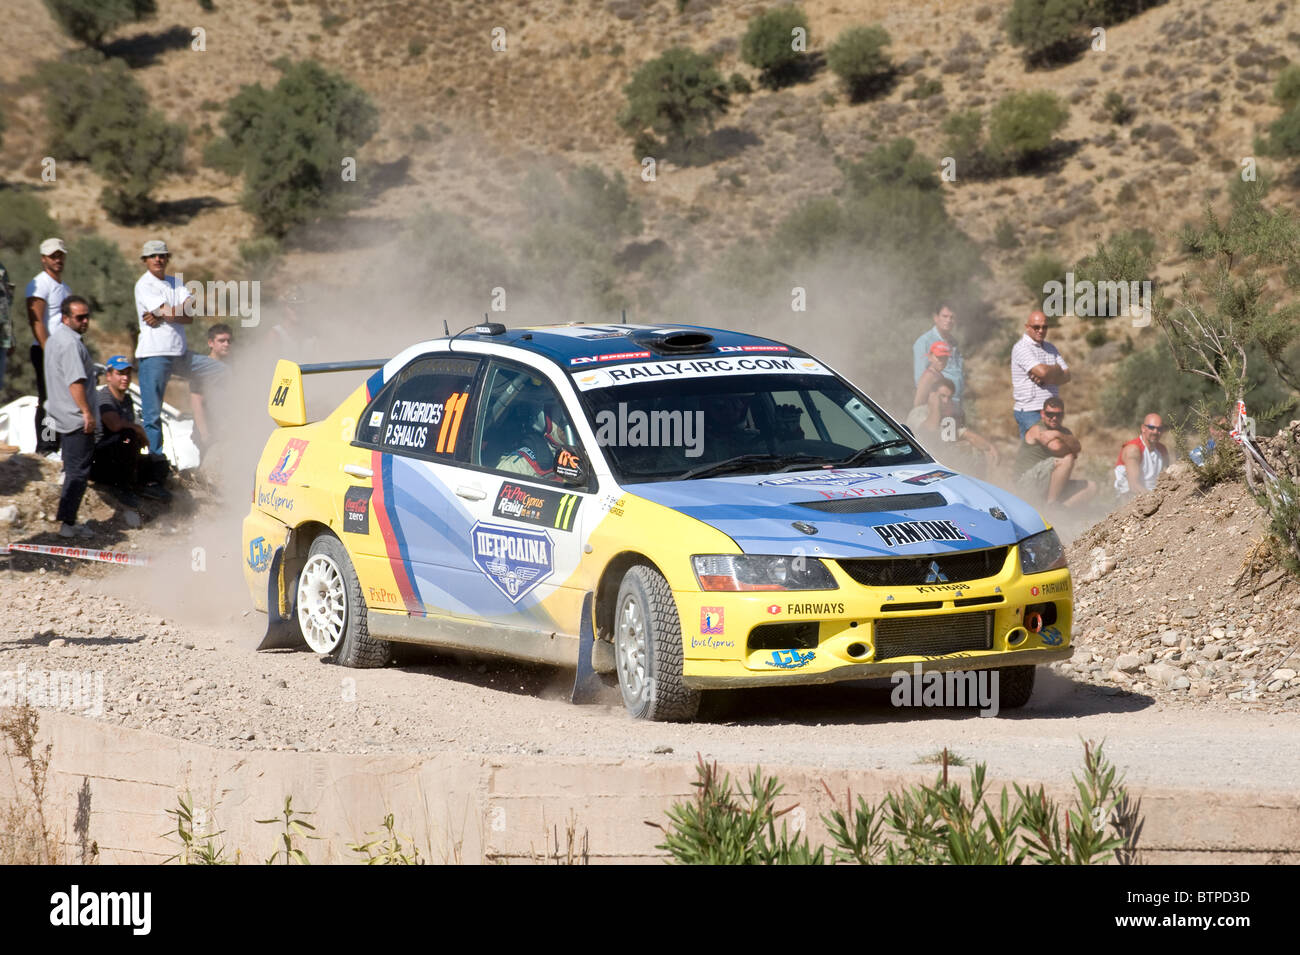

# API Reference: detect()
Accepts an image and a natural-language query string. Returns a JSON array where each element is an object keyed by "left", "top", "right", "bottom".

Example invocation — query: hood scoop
[{"left": 796, "top": 492, "right": 946, "bottom": 514}]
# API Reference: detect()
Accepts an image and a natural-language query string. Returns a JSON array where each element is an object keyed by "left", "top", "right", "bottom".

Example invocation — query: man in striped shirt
[{"left": 1010, "top": 310, "right": 1071, "bottom": 438}]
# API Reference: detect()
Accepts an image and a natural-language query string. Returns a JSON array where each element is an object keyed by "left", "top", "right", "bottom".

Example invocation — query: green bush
[
  {"left": 728, "top": 72, "right": 753, "bottom": 96},
  {"left": 1090, "top": 0, "right": 1167, "bottom": 24},
  {"left": 523, "top": 164, "right": 642, "bottom": 245},
  {"left": 1262, "top": 105, "right": 1300, "bottom": 157},
  {"left": 39, "top": 56, "right": 185, "bottom": 222},
  {"left": 941, "top": 109, "right": 983, "bottom": 163},
  {"left": 842, "top": 138, "right": 939, "bottom": 195},
  {"left": 617, "top": 47, "right": 729, "bottom": 157},
  {"left": 205, "top": 59, "right": 379, "bottom": 237},
  {"left": 1103, "top": 91, "right": 1134, "bottom": 124},
  {"left": 1074, "top": 229, "right": 1155, "bottom": 288},
  {"left": 1022, "top": 254, "right": 1067, "bottom": 301},
  {"left": 1004, "top": 0, "right": 1087, "bottom": 67},
  {"left": 986, "top": 90, "right": 1069, "bottom": 168},
  {"left": 994, "top": 218, "right": 1020, "bottom": 249},
  {"left": 63, "top": 235, "right": 137, "bottom": 333},
  {"left": 42, "top": 0, "right": 157, "bottom": 47},
  {"left": 826, "top": 24, "right": 893, "bottom": 101},
  {"left": 739, "top": 5, "right": 810, "bottom": 89},
  {"left": 1275, "top": 64, "right": 1300, "bottom": 112}
]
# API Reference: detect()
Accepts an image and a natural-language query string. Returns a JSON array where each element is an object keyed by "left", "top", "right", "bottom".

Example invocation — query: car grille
[
  {"left": 795, "top": 492, "right": 946, "bottom": 514},
  {"left": 837, "top": 546, "right": 1009, "bottom": 587},
  {"left": 873, "top": 611, "right": 993, "bottom": 660}
]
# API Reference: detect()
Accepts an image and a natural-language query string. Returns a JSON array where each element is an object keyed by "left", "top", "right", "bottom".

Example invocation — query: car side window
[
  {"left": 472, "top": 362, "right": 585, "bottom": 486},
  {"left": 354, "top": 356, "right": 480, "bottom": 460}
]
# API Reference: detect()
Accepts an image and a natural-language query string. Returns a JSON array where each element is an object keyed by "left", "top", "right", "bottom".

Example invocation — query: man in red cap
[
  {"left": 1010, "top": 310, "right": 1070, "bottom": 438},
  {"left": 912, "top": 339, "right": 953, "bottom": 410}
]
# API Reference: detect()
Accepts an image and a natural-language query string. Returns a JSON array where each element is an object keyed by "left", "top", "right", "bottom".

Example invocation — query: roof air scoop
[{"left": 631, "top": 329, "right": 715, "bottom": 354}]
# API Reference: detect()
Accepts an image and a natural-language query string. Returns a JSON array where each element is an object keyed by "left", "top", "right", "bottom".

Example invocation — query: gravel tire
[
  {"left": 997, "top": 665, "right": 1036, "bottom": 710},
  {"left": 298, "top": 534, "right": 392, "bottom": 669},
  {"left": 613, "top": 564, "right": 700, "bottom": 721}
]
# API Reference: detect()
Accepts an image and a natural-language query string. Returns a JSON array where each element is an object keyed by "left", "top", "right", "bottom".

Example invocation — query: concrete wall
[{"left": 4, "top": 712, "right": 1297, "bottom": 864}]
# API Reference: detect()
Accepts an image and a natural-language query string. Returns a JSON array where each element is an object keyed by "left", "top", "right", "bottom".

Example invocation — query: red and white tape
[{"left": 1, "top": 542, "right": 152, "bottom": 567}]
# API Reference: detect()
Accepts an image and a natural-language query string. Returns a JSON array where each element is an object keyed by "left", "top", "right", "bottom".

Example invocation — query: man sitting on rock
[
  {"left": 1013, "top": 396, "right": 1096, "bottom": 509},
  {"left": 92, "top": 355, "right": 171, "bottom": 506},
  {"left": 1114, "top": 413, "right": 1169, "bottom": 496}
]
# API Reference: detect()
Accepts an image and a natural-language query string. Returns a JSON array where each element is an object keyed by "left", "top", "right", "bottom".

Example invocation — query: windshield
[{"left": 574, "top": 368, "right": 930, "bottom": 482}]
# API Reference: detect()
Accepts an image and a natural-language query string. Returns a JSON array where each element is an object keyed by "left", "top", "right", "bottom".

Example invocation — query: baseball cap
[
  {"left": 141, "top": 239, "right": 170, "bottom": 258},
  {"left": 929, "top": 341, "right": 952, "bottom": 357},
  {"left": 105, "top": 355, "right": 135, "bottom": 371},
  {"left": 40, "top": 238, "right": 67, "bottom": 256}
]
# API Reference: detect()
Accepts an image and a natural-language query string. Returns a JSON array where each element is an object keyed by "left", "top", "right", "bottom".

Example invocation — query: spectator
[
  {"left": 1190, "top": 417, "right": 1228, "bottom": 467},
  {"left": 134, "top": 240, "right": 223, "bottom": 456},
  {"left": 912, "top": 302, "right": 964, "bottom": 404},
  {"left": 43, "top": 296, "right": 97, "bottom": 538},
  {"left": 92, "top": 355, "right": 171, "bottom": 504},
  {"left": 1013, "top": 396, "right": 1096, "bottom": 509},
  {"left": 26, "top": 238, "right": 71, "bottom": 454},
  {"left": 912, "top": 340, "right": 953, "bottom": 410},
  {"left": 189, "top": 323, "right": 233, "bottom": 450},
  {"left": 1114, "top": 413, "right": 1169, "bottom": 495},
  {"left": 1010, "top": 310, "right": 1071, "bottom": 439},
  {"left": 907, "top": 377, "right": 998, "bottom": 476},
  {"left": 0, "top": 259, "right": 13, "bottom": 396}
]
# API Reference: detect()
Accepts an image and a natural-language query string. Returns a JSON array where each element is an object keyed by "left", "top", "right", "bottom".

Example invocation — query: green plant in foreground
[
  {"left": 348, "top": 812, "right": 424, "bottom": 865},
  {"left": 257, "top": 796, "right": 320, "bottom": 865},
  {"left": 164, "top": 792, "right": 230, "bottom": 865},
  {"left": 656, "top": 741, "right": 1142, "bottom": 865}
]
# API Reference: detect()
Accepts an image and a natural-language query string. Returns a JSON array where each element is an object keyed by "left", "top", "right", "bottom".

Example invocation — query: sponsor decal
[
  {"left": 1031, "top": 579, "right": 1070, "bottom": 595},
  {"left": 247, "top": 536, "right": 271, "bottom": 572},
  {"left": 573, "top": 355, "right": 832, "bottom": 390},
  {"left": 493, "top": 482, "right": 581, "bottom": 531},
  {"left": 914, "top": 582, "right": 967, "bottom": 594},
  {"left": 989, "top": 507, "right": 1008, "bottom": 521},
  {"left": 569, "top": 350, "right": 653, "bottom": 365},
  {"left": 691, "top": 634, "right": 736, "bottom": 649},
  {"left": 367, "top": 585, "right": 400, "bottom": 605},
  {"left": 471, "top": 521, "right": 555, "bottom": 603},
  {"left": 872, "top": 519, "right": 969, "bottom": 547},
  {"left": 766, "top": 649, "right": 815, "bottom": 669},
  {"left": 554, "top": 447, "right": 583, "bottom": 481},
  {"left": 267, "top": 438, "right": 308, "bottom": 485},
  {"left": 758, "top": 469, "right": 883, "bottom": 487},
  {"left": 368, "top": 410, "right": 383, "bottom": 428},
  {"left": 766, "top": 604, "right": 782, "bottom": 615},
  {"left": 716, "top": 344, "right": 790, "bottom": 353},
  {"left": 343, "top": 486, "right": 373, "bottom": 534},
  {"left": 899, "top": 469, "right": 954, "bottom": 487},
  {"left": 815, "top": 485, "right": 898, "bottom": 499},
  {"left": 271, "top": 377, "right": 292, "bottom": 408},
  {"left": 1040, "top": 625, "right": 1064, "bottom": 646},
  {"left": 786, "top": 601, "right": 844, "bottom": 615},
  {"left": 257, "top": 486, "right": 294, "bottom": 512},
  {"left": 700, "top": 607, "right": 725, "bottom": 635},
  {"left": 599, "top": 494, "right": 625, "bottom": 517}
]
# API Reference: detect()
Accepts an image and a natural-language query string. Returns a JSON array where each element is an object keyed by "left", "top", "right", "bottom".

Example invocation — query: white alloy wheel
[
  {"left": 297, "top": 553, "right": 347, "bottom": 653},
  {"left": 615, "top": 590, "right": 650, "bottom": 707}
]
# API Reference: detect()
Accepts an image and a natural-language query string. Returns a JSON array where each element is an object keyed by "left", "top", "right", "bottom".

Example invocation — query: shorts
[{"left": 1015, "top": 456, "right": 1089, "bottom": 502}]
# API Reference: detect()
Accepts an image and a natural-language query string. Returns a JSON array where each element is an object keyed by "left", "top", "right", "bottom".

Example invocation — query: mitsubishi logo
[{"left": 924, "top": 560, "right": 948, "bottom": 584}]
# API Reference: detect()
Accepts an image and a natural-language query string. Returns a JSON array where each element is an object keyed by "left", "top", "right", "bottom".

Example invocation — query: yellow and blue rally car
[{"left": 243, "top": 323, "right": 1072, "bottom": 720}]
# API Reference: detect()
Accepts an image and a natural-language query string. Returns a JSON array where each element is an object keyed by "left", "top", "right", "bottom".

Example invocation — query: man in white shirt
[
  {"left": 1114, "top": 413, "right": 1170, "bottom": 495},
  {"left": 1010, "top": 310, "right": 1071, "bottom": 438},
  {"left": 25, "top": 238, "right": 72, "bottom": 454}
]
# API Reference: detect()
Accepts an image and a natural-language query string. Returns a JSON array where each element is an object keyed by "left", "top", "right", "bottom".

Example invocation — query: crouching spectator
[
  {"left": 907, "top": 377, "right": 998, "bottom": 476},
  {"left": 1114, "top": 413, "right": 1169, "bottom": 496},
  {"left": 1013, "top": 396, "right": 1096, "bottom": 509},
  {"left": 92, "top": 355, "right": 171, "bottom": 505}
]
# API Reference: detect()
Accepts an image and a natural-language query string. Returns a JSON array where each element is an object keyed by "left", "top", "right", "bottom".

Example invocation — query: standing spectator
[
  {"left": 92, "top": 355, "right": 170, "bottom": 503},
  {"left": 1114, "top": 413, "right": 1169, "bottom": 495},
  {"left": 43, "top": 296, "right": 97, "bottom": 538},
  {"left": 26, "top": 238, "right": 71, "bottom": 454},
  {"left": 912, "top": 302, "right": 964, "bottom": 404},
  {"left": 1010, "top": 310, "right": 1071, "bottom": 438},
  {"left": 0, "top": 259, "right": 14, "bottom": 395},
  {"left": 190, "top": 323, "right": 233, "bottom": 452},
  {"left": 1013, "top": 396, "right": 1096, "bottom": 509}
]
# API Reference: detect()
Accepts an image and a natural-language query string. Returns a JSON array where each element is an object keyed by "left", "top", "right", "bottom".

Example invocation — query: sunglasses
[
  {"left": 1144, "top": 424, "right": 1164, "bottom": 432},
  {"left": 1027, "top": 324, "right": 1048, "bottom": 331},
  {"left": 1042, "top": 411, "right": 1063, "bottom": 418}
]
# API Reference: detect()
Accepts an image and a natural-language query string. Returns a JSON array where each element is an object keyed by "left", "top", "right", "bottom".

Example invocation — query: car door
[
  {"left": 347, "top": 352, "right": 483, "bottom": 613},
  {"left": 434, "top": 358, "right": 597, "bottom": 635}
]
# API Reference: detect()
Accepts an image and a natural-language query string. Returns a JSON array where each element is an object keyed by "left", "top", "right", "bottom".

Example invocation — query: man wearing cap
[
  {"left": 911, "top": 340, "right": 954, "bottom": 411},
  {"left": 26, "top": 238, "right": 72, "bottom": 454},
  {"left": 43, "top": 296, "right": 97, "bottom": 538},
  {"left": 92, "top": 355, "right": 170, "bottom": 503},
  {"left": 1010, "top": 310, "right": 1071, "bottom": 439},
  {"left": 134, "top": 239, "right": 198, "bottom": 456},
  {"left": 912, "top": 303, "right": 964, "bottom": 405}
]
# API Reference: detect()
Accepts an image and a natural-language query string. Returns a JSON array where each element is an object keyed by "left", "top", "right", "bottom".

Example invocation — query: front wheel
[
  {"left": 296, "top": 533, "right": 392, "bottom": 668},
  {"left": 613, "top": 564, "right": 700, "bottom": 721},
  {"left": 996, "top": 665, "right": 1036, "bottom": 709}
]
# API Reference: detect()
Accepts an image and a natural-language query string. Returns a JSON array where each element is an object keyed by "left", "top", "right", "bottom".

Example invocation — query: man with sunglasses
[
  {"left": 1014, "top": 396, "right": 1096, "bottom": 509},
  {"left": 1011, "top": 310, "right": 1071, "bottom": 438},
  {"left": 1114, "top": 413, "right": 1169, "bottom": 496},
  {"left": 43, "top": 296, "right": 98, "bottom": 537}
]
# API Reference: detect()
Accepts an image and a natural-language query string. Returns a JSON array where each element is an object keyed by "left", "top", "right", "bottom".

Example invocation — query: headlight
[
  {"left": 692, "top": 554, "right": 838, "bottom": 592},
  {"left": 1018, "top": 529, "right": 1066, "bottom": 575}
]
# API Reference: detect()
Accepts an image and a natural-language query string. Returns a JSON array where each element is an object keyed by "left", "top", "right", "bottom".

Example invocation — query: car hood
[{"left": 624, "top": 465, "right": 1046, "bottom": 558}]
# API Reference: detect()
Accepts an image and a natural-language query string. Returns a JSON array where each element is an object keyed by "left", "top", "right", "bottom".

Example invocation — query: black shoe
[{"left": 137, "top": 483, "right": 172, "bottom": 502}]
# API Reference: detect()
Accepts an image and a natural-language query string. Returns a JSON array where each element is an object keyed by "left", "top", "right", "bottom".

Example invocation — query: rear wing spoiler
[{"left": 267, "top": 358, "right": 387, "bottom": 427}]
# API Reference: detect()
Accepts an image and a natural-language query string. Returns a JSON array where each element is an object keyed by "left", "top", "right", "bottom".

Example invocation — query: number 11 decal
[{"left": 436, "top": 391, "right": 469, "bottom": 454}]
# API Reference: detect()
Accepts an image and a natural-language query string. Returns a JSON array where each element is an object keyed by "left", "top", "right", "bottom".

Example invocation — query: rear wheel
[
  {"left": 997, "top": 665, "right": 1036, "bottom": 709},
  {"left": 613, "top": 564, "right": 699, "bottom": 721},
  {"left": 296, "top": 534, "right": 391, "bottom": 668}
]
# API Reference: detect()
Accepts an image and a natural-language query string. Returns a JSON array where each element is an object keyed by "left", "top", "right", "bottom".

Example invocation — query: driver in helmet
[
  {"left": 700, "top": 392, "right": 756, "bottom": 461},
  {"left": 495, "top": 380, "right": 571, "bottom": 480}
]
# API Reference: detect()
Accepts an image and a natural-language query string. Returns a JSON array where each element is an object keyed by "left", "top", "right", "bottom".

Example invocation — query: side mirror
[{"left": 555, "top": 446, "right": 586, "bottom": 487}]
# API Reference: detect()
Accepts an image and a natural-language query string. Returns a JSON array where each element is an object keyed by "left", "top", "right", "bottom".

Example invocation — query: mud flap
[
  {"left": 570, "top": 591, "right": 602, "bottom": 704},
  {"left": 256, "top": 546, "right": 306, "bottom": 650}
]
